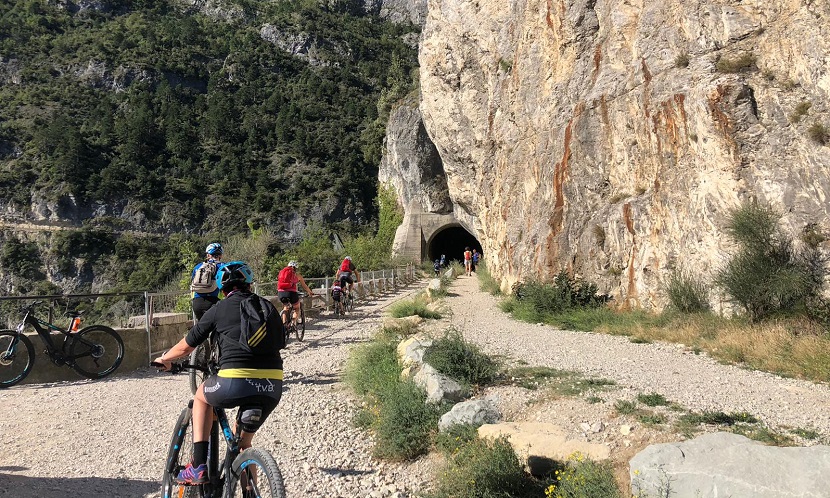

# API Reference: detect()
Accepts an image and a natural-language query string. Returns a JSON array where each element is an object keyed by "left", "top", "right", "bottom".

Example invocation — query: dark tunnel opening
[{"left": 427, "top": 225, "right": 482, "bottom": 263}]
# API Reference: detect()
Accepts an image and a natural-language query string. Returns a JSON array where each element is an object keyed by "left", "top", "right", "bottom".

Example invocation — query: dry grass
[{"left": 593, "top": 313, "right": 830, "bottom": 382}]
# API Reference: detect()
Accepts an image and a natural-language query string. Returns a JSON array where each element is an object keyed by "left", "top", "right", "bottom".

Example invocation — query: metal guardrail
[{"left": 0, "top": 292, "right": 146, "bottom": 329}]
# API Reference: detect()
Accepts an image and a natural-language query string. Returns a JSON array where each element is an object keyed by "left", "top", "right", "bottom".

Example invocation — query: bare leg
[{"left": 193, "top": 384, "right": 213, "bottom": 443}]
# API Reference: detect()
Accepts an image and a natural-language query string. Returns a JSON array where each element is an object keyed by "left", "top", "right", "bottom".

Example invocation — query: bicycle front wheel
[
  {"left": 189, "top": 342, "right": 210, "bottom": 394},
  {"left": 296, "top": 306, "right": 305, "bottom": 342},
  {"left": 347, "top": 295, "right": 355, "bottom": 313},
  {"left": 0, "top": 331, "right": 35, "bottom": 388},
  {"left": 69, "top": 325, "right": 124, "bottom": 379},
  {"left": 161, "top": 406, "right": 198, "bottom": 498},
  {"left": 225, "top": 447, "right": 285, "bottom": 498}
]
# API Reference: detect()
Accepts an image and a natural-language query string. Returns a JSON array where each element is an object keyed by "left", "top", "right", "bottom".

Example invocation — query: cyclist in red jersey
[
  {"left": 276, "top": 261, "right": 313, "bottom": 327},
  {"left": 335, "top": 256, "right": 361, "bottom": 297}
]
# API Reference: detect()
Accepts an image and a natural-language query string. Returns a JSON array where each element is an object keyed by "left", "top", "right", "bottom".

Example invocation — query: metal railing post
[{"left": 145, "top": 291, "right": 152, "bottom": 364}]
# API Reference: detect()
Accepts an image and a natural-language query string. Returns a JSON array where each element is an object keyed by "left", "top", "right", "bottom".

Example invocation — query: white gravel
[
  {"left": 447, "top": 275, "right": 830, "bottom": 436},
  {"left": 0, "top": 283, "right": 432, "bottom": 498}
]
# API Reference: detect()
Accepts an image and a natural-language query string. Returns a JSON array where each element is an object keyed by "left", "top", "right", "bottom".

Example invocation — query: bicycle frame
[{"left": 17, "top": 311, "right": 70, "bottom": 353}]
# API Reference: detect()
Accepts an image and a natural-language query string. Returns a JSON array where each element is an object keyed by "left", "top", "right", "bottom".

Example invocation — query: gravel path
[
  {"left": 446, "top": 275, "right": 830, "bottom": 437},
  {"left": 4, "top": 273, "right": 828, "bottom": 498},
  {"left": 0, "top": 283, "right": 432, "bottom": 498}
]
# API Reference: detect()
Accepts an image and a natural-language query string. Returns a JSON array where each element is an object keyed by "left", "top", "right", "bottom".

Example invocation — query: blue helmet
[
  {"left": 205, "top": 243, "right": 223, "bottom": 256},
  {"left": 216, "top": 261, "right": 254, "bottom": 290}
]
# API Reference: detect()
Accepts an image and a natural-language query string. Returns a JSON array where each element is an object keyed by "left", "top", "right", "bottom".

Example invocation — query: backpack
[
  {"left": 239, "top": 295, "right": 285, "bottom": 354},
  {"left": 191, "top": 260, "right": 219, "bottom": 293}
]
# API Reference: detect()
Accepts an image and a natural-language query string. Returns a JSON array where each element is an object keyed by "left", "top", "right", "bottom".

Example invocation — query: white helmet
[
  {"left": 288, "top": 261, "right": 299, "bottom": 268},
  {"left": 344, "top": 256, "right": 352, "bottom": 261}
]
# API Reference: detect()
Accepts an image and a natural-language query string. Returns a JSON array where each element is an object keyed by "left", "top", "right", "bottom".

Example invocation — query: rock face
[
  {"left": 419, "top": 0, "right": 830, "bottom": 308},
  {"left": 379, "top": 101, "right": 453, "bottom": 215},
  {"left": 364, "top": 0, "right": 429, "bottom": 26},
  {"left": 630, "top": 432, "right": 830, "bottom": 498}
]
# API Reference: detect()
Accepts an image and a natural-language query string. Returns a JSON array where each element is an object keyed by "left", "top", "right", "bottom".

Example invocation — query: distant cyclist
[
  {"left": 277, "top": 261, "right": 313, "bottom": 327},
  {"left": 154, "top": 261, "right": 283, "bottom": 485},
  {"left": 330, "top": 280, "right": 344, "bottom": 315},
  {"left": 335, "top": 256, "right": 361, "bottom": 297},
  {"left": 433, "top": 259, "right": 441, "bottom": 277},
  {"left": 190, "top": 243, "right": 224, "bottom": 321}
]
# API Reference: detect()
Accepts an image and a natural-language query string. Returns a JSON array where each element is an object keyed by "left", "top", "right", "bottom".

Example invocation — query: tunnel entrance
[{"left": 427, "top": 225, "right": 482, "bottom": 263}]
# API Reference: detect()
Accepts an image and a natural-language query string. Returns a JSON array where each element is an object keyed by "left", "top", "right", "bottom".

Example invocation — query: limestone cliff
[{"left": 419, "top": 0, "right": 830, "bottom": 308}]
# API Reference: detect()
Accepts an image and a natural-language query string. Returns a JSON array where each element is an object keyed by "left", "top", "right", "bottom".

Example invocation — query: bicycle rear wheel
[
  {"left": 347, "top": 294, "right": 355, "bottom": 313},
  {"left": 69, "top": 325, "right": 124, "bottom": 379},
  {"left": 225, "top": 447, "right": 285, "bottom": 498},
  {"left": 161, "top": 406, "right": 198, "bottom": 498},
  {"left": 189, "top": 342, "right": 210, "bottom": 394},
  {"left": 296, "top": 306, "right": 305, "bottom": 342},
  {"left": 0, "top": 331, "right": 35, "bottom": 388}
]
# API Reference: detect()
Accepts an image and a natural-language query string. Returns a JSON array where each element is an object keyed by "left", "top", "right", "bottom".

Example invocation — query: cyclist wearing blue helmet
[
  {"left": 155, "top": 261, "right": 284, "bottom": 485},
  {"left": 190, "top": 242, "right": 224, "bottom": 321}
]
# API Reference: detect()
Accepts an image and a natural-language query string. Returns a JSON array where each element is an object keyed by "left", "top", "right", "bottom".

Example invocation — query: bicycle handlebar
[{"left": 150, "top": 361, "right": 209, "bottom": 374}]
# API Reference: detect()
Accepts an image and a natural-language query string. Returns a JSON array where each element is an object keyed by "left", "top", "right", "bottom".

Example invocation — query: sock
[{"left": 193, "top": 441, "right": 209, "bottom": 467}]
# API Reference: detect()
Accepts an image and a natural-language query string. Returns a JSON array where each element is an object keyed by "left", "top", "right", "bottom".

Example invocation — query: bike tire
[
  {"left": 189, "top": 342, "right": 210, "bottom": 394},
  {"left": 225, "top": 447, "right": 285, "bottom": 498},
  {"left": 0, "top": 331, "right": 35, "bottom": 388},
  {"left": 296, "top": 306, "right": 305, "bottom": 342},
  {"left": 161, "top": 406, "right": 198, "bottom": 498},
  {"left": 347, "top": 295, "right": 355, "bottom": 313},
  {"left": 280, "top": 309, "right": 291, "bottom": 345},
  {"left": 69, "top": 325, "right": 124, "bottom": 379}
]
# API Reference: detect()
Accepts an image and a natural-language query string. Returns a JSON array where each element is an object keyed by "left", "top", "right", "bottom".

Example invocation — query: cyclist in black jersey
[{"left": 154, "top": 261, "right": 283, "bottom": 485}]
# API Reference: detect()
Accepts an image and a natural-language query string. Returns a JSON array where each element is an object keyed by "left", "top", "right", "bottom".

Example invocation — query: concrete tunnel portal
[{"left": 427, "top": 225, "right": 482, "bottom": 263}]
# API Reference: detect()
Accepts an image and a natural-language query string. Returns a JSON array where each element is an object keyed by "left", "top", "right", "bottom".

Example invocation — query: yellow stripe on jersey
[{"left": 218, "top": 368, "right": 283, "bottom": 380}]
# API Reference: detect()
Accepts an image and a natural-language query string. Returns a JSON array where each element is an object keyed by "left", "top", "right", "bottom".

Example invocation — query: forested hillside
[
  {"left": 0, "top": 0, "right": 417, "bottom": 233},
  {"left": 0, "top": 0, "right": 417, "bottom": 297}
]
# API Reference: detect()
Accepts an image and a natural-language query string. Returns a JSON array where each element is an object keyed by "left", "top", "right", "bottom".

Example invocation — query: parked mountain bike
[
  {"left": 154, "top": 361, "right": 285, "bottom": 498},
  {"left": 0, "top": 300, "right": 124, "bottom": 388},
  {"left": 279, "top": 294, "right": 305, "bottom": 343}
]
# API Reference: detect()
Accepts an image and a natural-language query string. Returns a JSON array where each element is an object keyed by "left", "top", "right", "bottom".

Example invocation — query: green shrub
[
  {"left": 429, "top": 436, "right": 544, "bottom": 498},
  {"left": 389, "top": 297, "right": 442, "bottom": 319},
  {"left": 675, "top": 52, "right": 690, "bottom": 68},
  {"left": 547, "top": 454, "right": 622, "bottom": 498},
  {"left": 789, "top": 101, "right": 812, "bottom": 123},
  {"left": 424, "top": 330, "right": 501, "bottom": 386},
  {"left": 373, "top": 380, "right": 443, "bottom": 460},
  {"left": 716, "top": 202, "right": 826, "bottom": 321},
  {"left": 435, "top": 423, "right": 479, "bottom": 455},
  {"left": 637, "top": 393, "right": 668, "bottom": 407},
  {"left": 477, "top": 262, "right": 502, "bottom": 295},
  {"left": 344, "top": 338, "right": 400, "bottom": 398},
  {"left": 666, "top": 270, "right": 710, "bottom": 313},
  {"left": 808, "top": 122, "right": 829, "bottom": 145},
  {"left": 716, "top": 53, "right": 757, "bottom": 73}
]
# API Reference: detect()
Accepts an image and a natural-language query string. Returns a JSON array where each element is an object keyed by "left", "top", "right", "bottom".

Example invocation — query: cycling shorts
[
  {"left": 278, "top": 291, "right": 299, "bottom": 305},
  {"left": 203, "top": 376, "right": 282, "bottom": 433},
  {"left": 339, "top": 273, "right": 353, "bottom": 286}
]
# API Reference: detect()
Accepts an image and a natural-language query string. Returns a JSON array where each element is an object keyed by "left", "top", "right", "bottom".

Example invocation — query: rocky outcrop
[
  {"left": 364, "top": 0, "right": 429, "bottom": 26},
  {"left": 379, "top": 101, "right": 452, "bottom": 214},
  {"left": 630, "top": 432, "right": 830, "bottom": 498},
  {"left": 419, "top": 0, "right": 830, "bottom": 308}
]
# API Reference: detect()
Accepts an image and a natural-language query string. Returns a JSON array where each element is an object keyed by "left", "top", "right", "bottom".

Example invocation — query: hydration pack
[
  {"left": 190, "top": 260, "right": 219, "bottom": 294},
  {"left": 239, "top": 295, "right": 285, "bottom": 353}
]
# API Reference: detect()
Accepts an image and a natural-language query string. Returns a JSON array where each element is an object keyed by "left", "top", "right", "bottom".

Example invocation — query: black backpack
[{"left": 239, "top": 295, "right": 285, "bottom": 353}]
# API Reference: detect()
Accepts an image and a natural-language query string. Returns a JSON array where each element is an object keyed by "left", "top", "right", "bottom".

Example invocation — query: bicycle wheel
[
  {"left": 347, "top": 294, "right": 355, "bottom": 313},
  {"left": 69, "top": 325, "right": 124, "bottom": 379},
  {"left": 296, "top": 306, "right": 305, "bottom": 342},
  {"left": 225, "top": 447, "right": 285, "bottom": 498},
  {"left": 280, "top": 310, "right": 291, "bottom": 345},
  {"left": 161, "top": 406, "right": 198, "bottom": 498},
  {"left": 0, "top": 331, "right": 35, "bottom": 388},
  {"left": 189, "top": 342, "right": 210, "bottom": 394}
]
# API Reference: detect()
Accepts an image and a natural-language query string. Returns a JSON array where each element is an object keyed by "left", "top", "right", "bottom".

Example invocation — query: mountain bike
[
  {"left": 0, "top": 300, "right": 124, "bottom": 388},
  {"left": 343, "top": 288, "right": 355, "bottom": 314},
  {"left": 154, "top": 362, "right": 286, "bottom": 498},
  {"left": 332, "top": 297, "right": 345, "bottom": 317},
  {"left": 189, "top": 337, "right": 217, "bottom": 394},
  {"left": 279, "top": 295, "right": 305, "bottom": 343}
]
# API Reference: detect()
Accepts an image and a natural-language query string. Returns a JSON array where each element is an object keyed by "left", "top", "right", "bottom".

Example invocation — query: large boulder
[
  {"left": 413, "top": 363, "right": 469, "bottom": 404},
  {"left": 630, "top": 432, "right": 830, "bottom": 498},
  {"left": 478, "top": 422, "right": 610, "bottom": 476},
  {"left": 395, "top": 333, "right": 433, "bottom": 366},
  {"left": 439, "top": 399, "right": 501, "bottom": 431}
]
